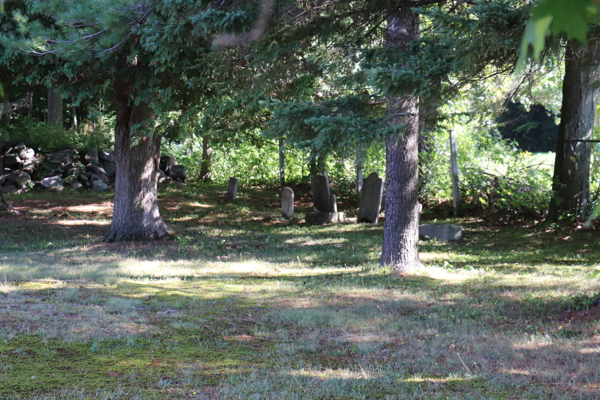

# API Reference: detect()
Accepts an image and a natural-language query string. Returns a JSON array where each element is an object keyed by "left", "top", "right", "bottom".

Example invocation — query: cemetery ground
[{"left": 0, "top": 184, "right": 599, "bottom": 400}]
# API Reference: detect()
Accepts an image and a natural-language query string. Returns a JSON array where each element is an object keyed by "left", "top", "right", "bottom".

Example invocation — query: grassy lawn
[{"left": 1, "top": 183, "right": 599, "bottom": 399}]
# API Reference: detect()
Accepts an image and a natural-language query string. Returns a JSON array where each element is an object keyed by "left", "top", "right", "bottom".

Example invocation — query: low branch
[
  {"left": 212, "top": 0, "right": 273, "bottom": 47},
  {"left": 566, "top": 139, "right": 600, "bottom": 143},
  {"left": 0, "top": 92, "right": 32, "bottom": 119}
]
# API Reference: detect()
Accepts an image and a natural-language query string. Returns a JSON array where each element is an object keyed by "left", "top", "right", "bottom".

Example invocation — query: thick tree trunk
[
  {"left": 200, "top": 134, "right": 213, "bottom": 182},
  {"left": 106, "top": 82, "right": 168, "bottom": 241},
  {"left": 380, "top": 6, "right": 421, "bottom": 272},
  {"left": 549, "top": 38, "right": 600, "bottom": 220},
  {"left": 47, "top": 86, "right": 63, "bottom": 127}
]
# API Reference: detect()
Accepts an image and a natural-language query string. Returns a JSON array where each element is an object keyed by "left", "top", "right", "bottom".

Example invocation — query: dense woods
[{"left": 1, "top": 0, "right": 599, "bottom": 267}]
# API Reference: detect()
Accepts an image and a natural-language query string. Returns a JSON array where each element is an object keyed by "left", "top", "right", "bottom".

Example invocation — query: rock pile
[
  {"left": 38, "top": 149, "right": 116, "bottom": 192},
  {"left": 158, "top": 154, "right": 187, "bottom": 184},
  {"left": 0, "top": 140, "right": 38, "bottom": 193},
  {"left": 1, "top": 141, "right": 187, "bottom": 194}
]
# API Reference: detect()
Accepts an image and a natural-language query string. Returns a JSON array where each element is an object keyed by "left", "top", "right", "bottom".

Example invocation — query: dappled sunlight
[
  {"left": 65, "top": 203, "right": 113, "bottom": 213},
  {"left": 287, "top": 367, "right": 378, "bottom": 380},
  {"left": 54, "top": 220, "right": 110, "bottom": 226}
]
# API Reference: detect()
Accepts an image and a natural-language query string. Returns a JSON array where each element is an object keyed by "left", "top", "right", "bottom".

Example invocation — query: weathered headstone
[
  {"left": 281, "top": 187, "right": 294, "bottom": 219},
  {"left": 419, "top": 223, "right": 463, "bottom": 241},
  {"left": 330, "top": 193, "right": 337, "bottom": 214},
  {"left": 227, "top": 177, "right": 238, "bottom": 201},
  {"left": 311, "top": 174, "right": 332, "bottom": 213},
  {"left": 358, "top": 172, "right": 384, "bottom": 223},
  {"left": 305, "top": 211, "right": 345, "bottom": 224}
]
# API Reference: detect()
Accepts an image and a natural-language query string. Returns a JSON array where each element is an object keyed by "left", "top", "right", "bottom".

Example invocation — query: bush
[{"left": 0, "top": 119, "right": 114, "bottom": 153}]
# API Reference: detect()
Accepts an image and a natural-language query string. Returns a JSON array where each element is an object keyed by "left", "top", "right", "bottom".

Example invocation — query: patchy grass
[{"left": 0, "top": 184, "right": 599, "bottom": 399}]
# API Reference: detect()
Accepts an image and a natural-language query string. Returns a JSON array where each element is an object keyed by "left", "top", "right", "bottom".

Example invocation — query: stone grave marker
[
  {"left": 311, "top": 174, "right": 332, "bottom": 213},
  {"left": 281, "top": 187, "right": 294, "bottom": 219},
  {"left": 358, "top": 172, "right": 384, "bottom": 223},
  {"left": 227, "top": 177, "right": 238, "bottom": 201}
]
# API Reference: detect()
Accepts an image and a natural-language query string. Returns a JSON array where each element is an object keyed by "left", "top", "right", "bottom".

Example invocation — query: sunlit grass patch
[{"left": 1, "top": 185, "right": 600, "bottom": 398}]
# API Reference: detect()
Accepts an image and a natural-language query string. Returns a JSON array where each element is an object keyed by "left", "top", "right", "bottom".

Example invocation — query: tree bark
[
  {"left": 549, "top": 38, "right": 600, "bottom": 220},
  {"left": 380, "top": 6, "right": 421, "bottom": 272},
  {"left": 106, "top": 81, "right": 168, "bottom": 241},
  {"left": 356, "top": 144, "right": 364, "bottom": 192},
  {"left": 279, "top": 136, "right": 285, "bottom": 187},
  {"left": 47, "top": 86, "right": 63, "bottom": 127},
  {"left": 200, "top": 134, "right": 213, "bottom": 182}
]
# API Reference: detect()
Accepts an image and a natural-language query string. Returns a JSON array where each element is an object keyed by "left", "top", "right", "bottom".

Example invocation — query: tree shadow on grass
[{"left": 1, "top": 271, "right": 598, "bottom": 399}]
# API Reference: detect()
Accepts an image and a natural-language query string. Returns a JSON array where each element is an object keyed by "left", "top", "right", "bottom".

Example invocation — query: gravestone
[
  {"left": 311, "top": 174, "right": 332, "bottom": 213},
  {"left": 419, "top": 223, "right": 463, "bottom": 241},
  {"left": 330, "top": 193, "right": 337, "bottom": 214},
  {"left": 281, "top": 187, "right": 294, "bottom": 219},
  {"left": 358, "top": 172, "right": 384, "bottom": 223},
  {"left": 227, "top": 177, "right": 238, "bottom": 201}
]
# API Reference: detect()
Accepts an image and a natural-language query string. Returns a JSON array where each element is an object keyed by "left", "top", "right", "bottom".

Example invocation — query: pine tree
[{"left": 0, "top": 0, "right": 267, "bottom": 240}]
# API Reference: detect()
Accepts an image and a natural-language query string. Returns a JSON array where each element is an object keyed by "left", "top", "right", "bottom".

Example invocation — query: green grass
[{"left": 0, "top": 183, "right": 599, "bottom": 399}]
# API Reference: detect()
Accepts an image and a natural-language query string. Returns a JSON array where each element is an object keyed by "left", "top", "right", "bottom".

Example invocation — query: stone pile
[
  {"left": 0, "top": 140, "right": 38, "bottom": 193},
  {"left": 0, "top": 140, "right": 119, "bottom": 193},
  {"left": 39, "top": 149, "right": 116, "bottom": 192},
  {"left": 0, "top": 141, "right": 189, "bottom": 194},
  {"left": 158, "top": 155, "right": 187, "bottom": 184}
]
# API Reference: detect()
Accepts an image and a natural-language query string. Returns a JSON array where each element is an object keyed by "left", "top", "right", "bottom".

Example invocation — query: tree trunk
[
  {"left": 549, "top": 38, "right": 600, "bottom": 220},
  {"left": 106, "top": 82, "right": 168, "bottom": 241},
  {"left": 200, "top": 134, "right": 213, "bottom": 182},
  {"left": 71, "top": 94, "right": 78, "bottom": 131},
  {"left": 380, "top": 6, "right": 421, "bottom": 272},
  {"left": 356, "top": 144, "right": 364, "bottom": 192},
  {"left": 279, "top": 136, "right": 285, "bottom": 187},
  {"left": 47, "top": 86, "right": 63, "bottom": 127},
  {"left": 310, "top": 149, "right": 317, "bottom": 178}
]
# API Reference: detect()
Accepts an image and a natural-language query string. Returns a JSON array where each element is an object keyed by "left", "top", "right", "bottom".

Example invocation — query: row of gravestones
[
  {"left": 282, "top": 173, "right": 383, "bottom": 224},
  {"left": 281, "top": 173, "right": 463, "bottom": 241}
]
